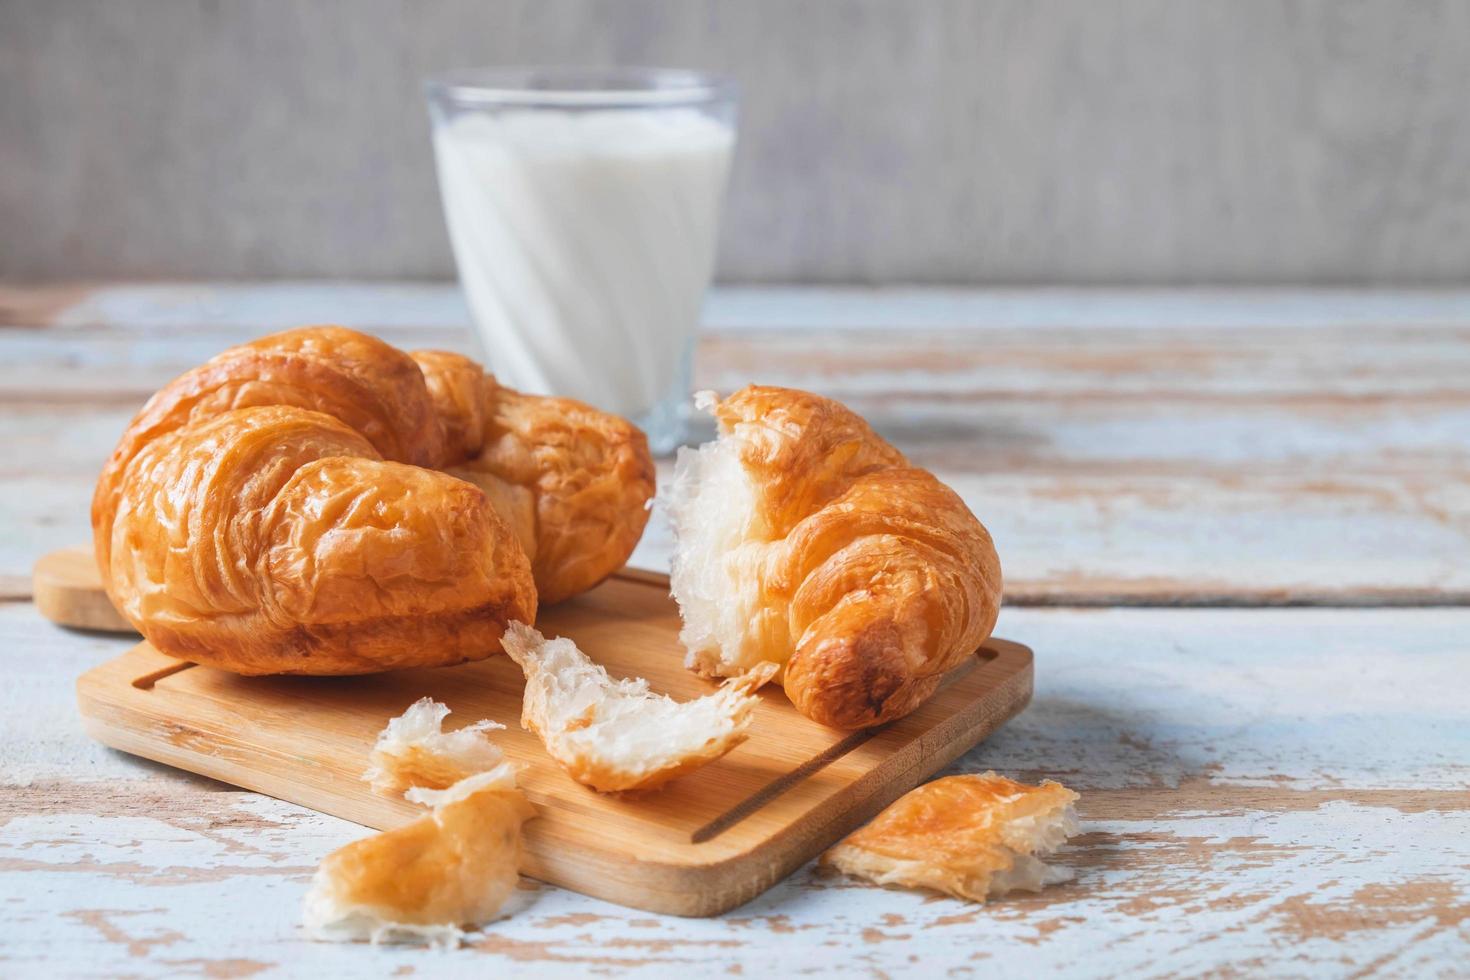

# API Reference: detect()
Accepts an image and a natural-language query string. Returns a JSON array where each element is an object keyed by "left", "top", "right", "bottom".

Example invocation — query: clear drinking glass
[{"left": 425, "top": 67, "right": 738, "bottom": 454}]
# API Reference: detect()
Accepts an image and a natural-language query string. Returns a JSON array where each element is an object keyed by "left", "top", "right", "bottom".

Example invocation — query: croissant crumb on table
[
  {"left": 304, "top": 701, "right": 534, "bottom": 946},
  {"left": 91, "top": 325, "right": 653, "bottom": 676},
  {"left": 821, "top": 773, "right": 1080, "bottom": 903},
  {"left": 500, "top": 621, "right": 777, "bottom": 793},
  {"left": 667, "top": 385, "right": 1003, "bottom": 729}
]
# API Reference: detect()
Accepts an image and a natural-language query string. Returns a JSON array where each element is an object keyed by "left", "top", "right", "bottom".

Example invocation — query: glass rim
[{"left": 424, "top": 66, "right": 738, "bottom": 109}]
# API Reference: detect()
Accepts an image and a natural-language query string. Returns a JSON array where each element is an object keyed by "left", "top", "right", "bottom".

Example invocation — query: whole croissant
[
  {"left": 668, "top": 386, "right": 1002, "bottom": 729},
  {"left": 93, "top": 326, "right": 653, "bottom": 675}
]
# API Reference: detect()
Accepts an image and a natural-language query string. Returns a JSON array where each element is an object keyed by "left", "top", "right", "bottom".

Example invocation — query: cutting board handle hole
[{"left": 131, "top": 661, "right": 196, "bottom": 690}]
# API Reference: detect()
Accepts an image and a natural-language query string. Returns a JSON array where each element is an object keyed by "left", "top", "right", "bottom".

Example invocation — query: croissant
[
  {"left": 667, "top": 386, "right": 1002, "bottom": 729},
  {"left": 92, "top": 326, "right": 653, "bottom": 675},
  {"left": 411, "top": 351, "right": 655, "bottom": 604},
  {"left": 93, "top": 325, "right": 448, "bottom": 579}
]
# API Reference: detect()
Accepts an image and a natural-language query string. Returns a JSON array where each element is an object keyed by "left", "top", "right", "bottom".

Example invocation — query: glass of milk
[{"left": 425, "top": 67, "right": 738, "bottom": 454}]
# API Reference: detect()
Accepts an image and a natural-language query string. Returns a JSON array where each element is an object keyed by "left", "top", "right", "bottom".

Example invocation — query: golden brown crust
[
  {"left": 93, "top": 326, "right": 650, "bottom": 675},
  {"left": 709, "top": 385, "right": 908, "bottom": 538},
  {"left": 307, "top": 703, "right": 531, "bottom": 941},
  {"left": 93, "top": 325, "right": 447, "bottom": 577},
  {"left": 305, "top": 781, "right": 535, "bottom": 940},
  {"left": 412, "top": 351, "right": 656, "bottom": 605},
  {"left": 102, "top": 405, "right": 536, "bottom": 675},
  {"left": 821, "top": 773, "right": 1079, "bottom": 902},
  {"left": 409, "top": 349, "right": 491, "bottom": 463},
  {"left": 92, "top": 327, "right": 538, "bottom": 674},
  {"left": 701, "top": 386, "right": 1002, "bottom": 729}
]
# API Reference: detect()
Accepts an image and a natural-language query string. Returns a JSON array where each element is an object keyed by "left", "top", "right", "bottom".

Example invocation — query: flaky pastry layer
[
  {"left": 364, "top": 697, "right": 508, "bottom": 798},
  {"left": 823, "top": 772, "right": 1079, "bottom": 902},
  {"left": 304, "top": 699, "right": 533, "bottom": 945},
  {"left": 92, "top": 326, "right": 654, "bottom": 675},
  {"left": 501, "top": 621, "right": 775, "bottom": 792},
  {"left": 669, "top": 385, "right": 1003, "bottom": 729}
]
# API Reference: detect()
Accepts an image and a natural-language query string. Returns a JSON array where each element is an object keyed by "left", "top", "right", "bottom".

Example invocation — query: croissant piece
[
  {"left": 501, "top": 622, "right": 775, "bottom": 793},
  {"left": 413, "top": 351, "right": 655, "bottom": 604},
  {"left": 304, "top": 755, "right": 534, "bottom": 945},
  {"left": 364, "top": 697, "right": 508, "bottom": 798},
  {"left": 821, "top": 773, "right": 1080, "bottom": 902},
  {"left": 668, "top": 386, "right": 1002, "bottom": 729}
]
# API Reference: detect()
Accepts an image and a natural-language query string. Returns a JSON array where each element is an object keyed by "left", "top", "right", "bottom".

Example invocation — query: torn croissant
[
  {"left": 501, "top": 621, "right": 776, "bottom": 793},
  {"left": 363, "top": 696, "right": 507, "bottom": 797},
  {"left": 822, "top": 773, "right": 1080, "bottom": 902},
  {"left": 304, "top": 701, "right": 534, "bottom": 945},
  {"left": 668, "top": 386, "right": 1003, "bottom": 730}
]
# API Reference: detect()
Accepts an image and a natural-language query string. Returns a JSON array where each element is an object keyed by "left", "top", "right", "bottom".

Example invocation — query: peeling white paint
[
  {"left": 3, "top": 795, "right": 1467, "bottom": 977},
  {"left": 4, "top": 603, "right": 1468, "bottom": 976}
]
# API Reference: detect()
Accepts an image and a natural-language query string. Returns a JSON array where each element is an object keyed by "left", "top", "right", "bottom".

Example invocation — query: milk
[{"left": 432, "top": 108, "right": 734, "bottom": 436}]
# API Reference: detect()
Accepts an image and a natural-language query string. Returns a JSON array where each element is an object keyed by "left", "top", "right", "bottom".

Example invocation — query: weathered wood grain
[
  {"left": 2, "top": 285, "right": 1466, "bottom": 975},
  {"left": 4, "top": 602, "right": 1467, "bottom": 975},
  {"left": 3, "top": 285, "right": 1468, "bottom": 605}
]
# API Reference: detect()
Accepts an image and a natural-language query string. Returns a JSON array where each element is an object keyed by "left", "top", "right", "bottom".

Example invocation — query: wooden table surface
[{"left": 3, "top": 284, "right": 1467, "bottom": 978}]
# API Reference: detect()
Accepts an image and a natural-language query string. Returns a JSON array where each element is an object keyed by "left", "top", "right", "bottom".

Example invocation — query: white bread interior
[
  {"left": 667, "top": 391, "right": 786, "bottom": 678},
  {"left": 501, "top": 620, "right": 776, "bottom": 793},
  {"left": 363, "top": 696, "right": 507, "bottom": 798}
]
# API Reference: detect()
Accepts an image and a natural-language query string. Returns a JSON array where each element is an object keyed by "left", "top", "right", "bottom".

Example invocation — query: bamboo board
[
  {"left": 52, "top": 549, "right": 1033, "bottom": 916},
  {"left": 33, "top": 547, "right": 133, "bottom": 633}
]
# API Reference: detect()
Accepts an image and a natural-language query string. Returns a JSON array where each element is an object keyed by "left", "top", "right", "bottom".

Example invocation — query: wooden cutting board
[
  {"left": 43, "top": 548, "right": 1033, "bottom": 916},
  {"left": 33, "top": 547, "right": 135, "bottom": 633}
]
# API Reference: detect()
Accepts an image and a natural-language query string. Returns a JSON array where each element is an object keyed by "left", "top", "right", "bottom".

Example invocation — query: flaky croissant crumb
[
  {"left": 501, "top": 621, "right": 776, "bottom": 793},
  {"left": 822, "top": 772, "right": 1080, "bottom": 903},
  {"left": 363, "top": 696, "right": 507, "bottom": 798},
  {"left": 304, "top": 700, "right": 533, "bottom": 946}
]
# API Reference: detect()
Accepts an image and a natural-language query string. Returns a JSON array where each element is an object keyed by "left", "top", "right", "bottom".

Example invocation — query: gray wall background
[{"left": 3, "top": 1, "right": 1468, "bottom": 285}]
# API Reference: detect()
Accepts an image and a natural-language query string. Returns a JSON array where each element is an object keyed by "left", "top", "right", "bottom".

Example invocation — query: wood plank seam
[{"left": 35, "top": 546, "right": 1470, "bottom": 635}]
